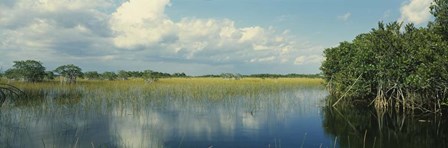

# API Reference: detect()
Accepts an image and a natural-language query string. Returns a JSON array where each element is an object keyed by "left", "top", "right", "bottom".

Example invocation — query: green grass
[
  {"left": 0, "top": 77, "right": 324, "bottom": 113},
  {"left": 2, "top": 77, "right": 321, "bottom": 99},
  {"left": 0, "top": 77, "right": 324, "bottom": 147}
]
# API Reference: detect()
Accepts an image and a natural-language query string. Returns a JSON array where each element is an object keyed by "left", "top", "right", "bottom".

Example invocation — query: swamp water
[{"left": 0, "top": 84, "right": 447, "bottom": 148}]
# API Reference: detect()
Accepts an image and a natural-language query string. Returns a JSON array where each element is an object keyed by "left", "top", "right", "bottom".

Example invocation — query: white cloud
[
  {"left": 294, "top": 56, "right": 305, "bottom": 65},
  {"left": 0, "top": 0, "right": 323, "bottom": 74},
  {"left": 0, "top": 0, "right": 116, "bottom": 66},
  {"left": 294, "top": 55, "right": 323, "bottom": 65},
  {"left": 109, "top": 0, "right": 175, "bottom": 48},
  {"left": 337, "top": 12, "right": 351, "bottom": 21},
  {"left": 108, "top": 0, "right": 319, "bottom": 65},
  {"left": 250, "top": 56, "right": 276, "bottom": 63},
  {"left": 399, "top": 0, "right": 432, "bottom": 24}
]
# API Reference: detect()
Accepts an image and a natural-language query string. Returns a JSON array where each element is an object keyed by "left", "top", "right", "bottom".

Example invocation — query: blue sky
[
  {"left": 167, "top": 0, "right": 404, "bottom": 46},
  {"left": 0, "top": 0, "right": 434, "bottom": 75}
]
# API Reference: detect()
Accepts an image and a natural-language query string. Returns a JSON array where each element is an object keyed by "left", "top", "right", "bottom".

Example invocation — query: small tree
[
  {"left": 220, "top": 73, "right": 242, "bottom": 80},
  {"left": 45, "top": 71, "right": 55, "bottom": 80},
  {"left": 102, "top": 72, "right": 118, "bottom": 80},
  {"left": 54, "top": 64, "right": 83, "bottom": 84},
  {"left": 84, "top": 71, "right": 101, "bottom": 80},
  {"left": 221, "top": 73, "right": 232, "bottom": 79},
  {"left": 4, "top": 69, "right": 19, "bottom": 80},
  {"left": 233, "top": 73, "right": 242, "bottom": 80},
  {"left": 142, "top": 70, "right": 158, "bottom": 84},
  {"left": 117, "top": 70, "right": 130, "bottom": 80},
  {"left": 8, "top": 60, "right": 46, "bottom": 82},
  {"left": 173, "top": 72, "right": 187, "bottom": 77}
]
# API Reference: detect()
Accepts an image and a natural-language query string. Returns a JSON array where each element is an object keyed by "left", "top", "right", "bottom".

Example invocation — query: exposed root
[
  {"left": 374, "top": 90, "right": 388, "bottom": 110},
  {"left": 372, "top": 86, "right": 445, "bottom": 114},
  {"left": 0, "top": 83, "right": 27, "bottom": 106}
]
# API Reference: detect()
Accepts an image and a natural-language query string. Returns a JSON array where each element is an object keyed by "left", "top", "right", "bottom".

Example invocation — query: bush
[{"left": 321, "top": 22, "right": 448, "bottom": 111}]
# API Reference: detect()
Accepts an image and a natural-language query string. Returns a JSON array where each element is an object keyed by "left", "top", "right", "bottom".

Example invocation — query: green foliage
[
  {"left": 7, "top": 60, "right": 46, "bottom": 82},
  {"left": 220, "top": 73, "right": 242, "bottom": 80},
  {"left": 54, "top": 64, "right": 83, "bottom": 84},
  {"left": 45, "top": 71, "right": 55, "bottom": 80},
  {"left": 4, "top": 69, "right": 19, "bottom": 80},
  {"left": 247, "top": 73, "right": 321, "bottom": 79},
  {"left": 125, "top": 71, "right": 144, "bottom": 77},
  {"left": 142, "top": 70, "right": 159, "bottom": 83},
  {"left": 430, "top": 0, "right": 448, "bottom": 41},
  {"left": 117, "top": 70, "right": 130, "bottom": 80},
  {"left": 101, "top": 72, "right": 118, "bottom": 80},
  {"left": 173, "top": 72, "right": 187, "bottom": 77},
  {"left": 321, "top": 22, "right": 448, "bottom": 109},
  {"left": 150, "top": 71, "right": 171, "bottom": 78},
  {"left": 84, "top": 71, "right": 101, "bottom": 80},
  {"left": 199, "top": 73, "right": 321, "bottom": 79}
]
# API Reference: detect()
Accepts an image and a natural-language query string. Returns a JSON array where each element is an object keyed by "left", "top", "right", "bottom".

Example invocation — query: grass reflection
[{"left": 0, "top": 78, "right": 325, "bottom": 147}]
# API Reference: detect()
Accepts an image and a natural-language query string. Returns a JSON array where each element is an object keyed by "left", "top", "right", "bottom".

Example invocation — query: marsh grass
[
  {"left": 2, "top": 78, "right": 322, "bottom": 106},
  {"left": 0, "top": 77, "right": 324, "bottom": 147},
  {"left": 0, "top": 77, "right": 324, "bottom": 129},
  {"left": 0, "top": 78, "right": 323, "bottom": 121}
]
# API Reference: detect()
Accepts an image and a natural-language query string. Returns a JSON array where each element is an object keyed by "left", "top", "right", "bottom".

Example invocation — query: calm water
[{"left": 1, "top": 87, "right": 447, "bottom": 148}]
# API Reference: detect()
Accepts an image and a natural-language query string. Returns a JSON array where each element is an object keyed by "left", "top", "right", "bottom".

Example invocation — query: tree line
[
  {"left": 320, "top": 0, "right": 448, "bottom": 112},
  {"left": 0, "top": 60, "right": 320, "bottom": 84},
  {"left": 195, "top": 73, "right": 321, "bottom": 79},
  {"left": 0, "top": 60, "right": 186, "bottom": 84}
]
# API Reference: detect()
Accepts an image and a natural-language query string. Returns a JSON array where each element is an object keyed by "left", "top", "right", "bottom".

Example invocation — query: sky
[{"left": 0, "top": 0, "right": 434, "bottom": 75}]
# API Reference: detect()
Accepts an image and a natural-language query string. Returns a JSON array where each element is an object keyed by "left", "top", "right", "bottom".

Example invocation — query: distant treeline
[
  {"left": 246, "top": 73, "right": 321, "bottom": 78},
  {"left": 0, "top": 60, "right": 187, "bottom": 84},
  {"left": 83, "top": 70, "right": 187, "bottom": 80},
  {"left": 199, "top": 73, "right": 321, "bottom": 78},
  {"left": 0, "top": 60, "right": 319, "bottom": 84}
]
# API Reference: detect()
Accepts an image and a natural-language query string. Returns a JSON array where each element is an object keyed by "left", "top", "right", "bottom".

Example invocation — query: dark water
[
  {"left": 323, "top": 104, "right": 448, "bottom": 148},
  {"left": 0, "top": 87, "right": 447, "bottom": 148}
]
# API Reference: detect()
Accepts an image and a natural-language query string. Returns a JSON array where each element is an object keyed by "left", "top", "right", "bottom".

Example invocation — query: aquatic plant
[
  {"left": 0, "top": 77, "right": 325, "bottom": 147},
  {"left": 9, "top": 78, "right": 320, "bottom": 100}
]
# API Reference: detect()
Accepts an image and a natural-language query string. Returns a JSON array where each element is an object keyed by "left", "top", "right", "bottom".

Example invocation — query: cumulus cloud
[
  {"left": 294, "top": 55, "right": 323, "bottom": 65},
  {"left": 109, "top": 0, "right": 174, "bottom": 48},
  {"left": 109, "top": 0, "right": 308, "bottom": 65},
  {"left": 0, "top": 0, "right": 114, "bottom": 58},
  {"left": 399, "top": 0, "right": 432, "bottom": 24},
  {"left": 337, "top": 12, "right": 351, "bottom": 21},
  {"left": 0, "top": 0, "right": 323, "bottom": 74}
]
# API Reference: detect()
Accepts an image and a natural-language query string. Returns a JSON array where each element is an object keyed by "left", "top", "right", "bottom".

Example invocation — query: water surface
[{"left": 1, "top": 86, "right": 447, "bottom": 148}]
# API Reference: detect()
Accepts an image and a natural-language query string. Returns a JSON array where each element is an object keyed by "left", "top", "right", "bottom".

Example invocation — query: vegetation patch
[
  {"left": 321, "top": 0, "right": 448, "bottom": 112},
  {"left": 0, "top": 84, "right": 27, "bottom": 106}
]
